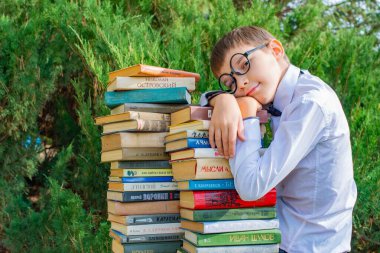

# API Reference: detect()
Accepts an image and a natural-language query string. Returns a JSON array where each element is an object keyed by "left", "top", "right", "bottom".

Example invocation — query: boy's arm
[{"left": 229, "top": 98, "right": 327, "bottom": 200}]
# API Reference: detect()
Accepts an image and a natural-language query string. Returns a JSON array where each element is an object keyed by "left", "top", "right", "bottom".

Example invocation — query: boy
[{"left": 200, "top": 26, "right": 357, "bottom": 252}]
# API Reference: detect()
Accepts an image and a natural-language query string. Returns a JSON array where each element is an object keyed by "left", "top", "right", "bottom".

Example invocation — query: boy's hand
[
  {"left": 209, "top": 94, "right": 245, "bottom": 159},
  {"left": 236, "top": 97, "right": 262, "bottom": 119}
]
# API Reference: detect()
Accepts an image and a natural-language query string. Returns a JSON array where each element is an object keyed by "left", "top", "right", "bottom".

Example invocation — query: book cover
[
  {"left": 164, "top": 130, "right": 209, "bottom": 143},
  {"left": 112, "top": 239, "right": 182, "bottom": 253},
  {"left": 108, "top": 64, "right": 200, "bottom": 82},
  {"left": 110, "top": 168, "right": 173, "bottom": 177},
  {"left": 180, "top": 207, "right": 277, "bottom": 221},
  {"left": 166, "top": 138, "right": 211, "bottom": 152},
  {"left": 171, "top": 158, "right": 232, "bottom": 181},
  {"left": 101, "top": 148, "right": 169, "bottom": 162},
  {"left": 107, "top": 200, "right": 179, "bottom": 215},
  {"left": 105, "top": 87, "right": 191, "bottom": 108},
  {"left": 181, "top": 218, "right": 279, "bottom": 234},
  {"left": 108, "top": 182, "right": 178, "bottom": 192},
  {"left": 178, "top": 179, "right": 235, "bottom": 190},
  {"left": 108, "top": 213, "right": 180, "bottom": 225},
  {"left": 101, "top": 132, "right": 167, "bottom": 151},
  {"left": 107, "top": 191, "right": 180, "bottom": 202},
  {"left": 171, "top": 106, "right": 213, "bottom": 126},
  {"left": 110, "top": 229, "right": 183, "bottom": 244},
  {"left": 108, "top": 176, "right": 173, "bottom": 183},
  {"left": 111, "top": 103, "right": 189, "bottom": 115},
  {"left": 102, "top": 119, "right": 170, "bottom": 134},
  {"left": 170, "top": 148, "right": 224, "bottom": 161},
  {"left": 111, "top": 222, "right": 181, "bottom": 236},
  {"left": 107, "top": 76, "right": 196, "bottom": 91},
  {"left": 95, "top": 111, "right": 170, "bottom": 125},
  {"left": 184, "top": 229, "right": 281, "bottom": 247},
  {"left": 182, "top": 240, "right": 279, "bottom": 253},
  {"left": 110, "top": 160, "right": 170, "bottom": 169},
  {"left": 180, "top": 189, "right": 276, "bottom": 210}
]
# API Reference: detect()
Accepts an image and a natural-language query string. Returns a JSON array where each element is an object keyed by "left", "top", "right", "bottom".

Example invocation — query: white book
[
  {"left": 107, "top": 76, "right": 196, "bottom": 91},
  {"left": 108, "top": 182, "right": 178, "bottom": 191},
  {"left": 111, "top": 222, "right": 182, "bottom": 236},
  {"left": 182, "top": 240, "right": 279, "bottom": 253}
]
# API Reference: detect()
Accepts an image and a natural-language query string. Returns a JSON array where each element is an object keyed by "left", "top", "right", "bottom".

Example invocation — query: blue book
[
  {"left": 166, "top": 138, "right": 211, "bottom": 152},
  {"left": 109, "top": 176, "right": 173, "bottom": 183},
  {"left": 178, "top": 179, "right": 235, "bottom": 190},
  {"left": 105, "top": 87, "right": 191, "bottom": 108}
]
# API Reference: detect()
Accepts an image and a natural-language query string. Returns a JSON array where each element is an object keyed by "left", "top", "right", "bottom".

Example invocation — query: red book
[{"left": 180, "top": 189, "right": 276, "bottom": 210}]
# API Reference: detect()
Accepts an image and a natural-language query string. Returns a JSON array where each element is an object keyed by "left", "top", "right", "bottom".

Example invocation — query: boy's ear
[{"left": 268, "top": 39, "right": 285, "bottom": 61}]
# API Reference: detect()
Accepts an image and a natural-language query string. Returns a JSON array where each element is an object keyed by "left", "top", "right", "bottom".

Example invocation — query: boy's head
[{"left": 210, "top": 26, "right": 290, "bottom": 105}]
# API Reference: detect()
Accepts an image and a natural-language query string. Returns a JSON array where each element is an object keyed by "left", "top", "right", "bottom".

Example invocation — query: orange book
[
  {"left": 107, "top": 200, "right": 180, "bottom": 215},
  {"left": 109, "top": 64, "right": 200, "bottom": 82}
]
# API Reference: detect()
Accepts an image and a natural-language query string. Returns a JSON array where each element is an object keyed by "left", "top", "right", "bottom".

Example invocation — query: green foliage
[{"left": 0, "top": 0, "right": 379, "bottom": 251}]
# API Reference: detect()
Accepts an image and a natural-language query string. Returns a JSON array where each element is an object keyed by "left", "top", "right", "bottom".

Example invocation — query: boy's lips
[{"left": 246, "top": 83, "right": 260, "bottom": 96}]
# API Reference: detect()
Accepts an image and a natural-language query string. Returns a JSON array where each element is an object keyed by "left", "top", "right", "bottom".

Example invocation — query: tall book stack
[
  {"left": 165, "top": 106, "right": 282, "bottom": 253},
  {"left": 97, "top": 64, "right": 201, "bottom": 253}
]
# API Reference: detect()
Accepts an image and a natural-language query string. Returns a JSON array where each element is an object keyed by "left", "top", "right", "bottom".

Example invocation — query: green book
[
  {"left": 184, "top": 229, "right": 281, "bottom": 247},
  {"left": 180, "top": 207, "right": 276, "bottom": 221},
  {"left": 105, "top": 87, "right": 191, "bottom": 108}
]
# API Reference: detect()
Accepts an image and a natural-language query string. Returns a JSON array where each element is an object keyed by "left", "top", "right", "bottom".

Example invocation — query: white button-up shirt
[{"left": 228, "top": 65, "right": 357, "bottom": 252}]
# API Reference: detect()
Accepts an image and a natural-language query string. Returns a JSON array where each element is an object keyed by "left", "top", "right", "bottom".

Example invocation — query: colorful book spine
[
  {"left": 108, "top": 182, "right": 178, "bottom": 191},
  {"left": 110, "top": 160, "right": 170, "bottom": 169},
  {"left": 121, "top": 214, "right": 180, "bottom": 225},
  {"left": 109, "top": 176, "right": 173, "bottom": 183},
  {"left": 110, "top": 230, "right": 183, "bottom": 244},
  {"left": 110, "top": 168, "right": 173, "bottom": 177},
  {"left": 111, "top": 222, "right": 181, "bottom": 236},
  {"left": 112, "top": 239, "right": 183, "bottom": 253},
  {"left": 107, "top": 191, "right": 179, "bottom": 202},
  {"left": 179, "top": 179, "right": 235, "bottom": 190},
  {"left": 182, "top": 240, "right": 279, "bottom": 253},
  {"left": 183, "top": 138, "right": 211, "bottom": 149}
]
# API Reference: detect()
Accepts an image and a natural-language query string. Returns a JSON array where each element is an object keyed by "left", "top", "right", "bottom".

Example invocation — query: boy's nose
[{"left": 235, "top": 75, "right": 249, "bottom": 89}]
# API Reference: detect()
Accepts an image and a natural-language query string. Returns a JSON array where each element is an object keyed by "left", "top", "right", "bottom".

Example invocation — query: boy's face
[{"left": 215, "top": 40, "right": 288, "bottom": 105}]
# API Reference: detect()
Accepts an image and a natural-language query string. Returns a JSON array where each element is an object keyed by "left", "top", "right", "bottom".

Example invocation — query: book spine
[
  {"left": 109, "top": 182, "right": 178, "bottom": 191},
  {"left": 111, "top": 160, "right": 170, "bottom": 169},
  {"left": 141, "top": 65, "right": 200, "bottom": 81},
  {"left": 114, "top": 223, "right": 181, "bottom": 236},
  {"left": 121, "top": 241, "right": 183, "bottom": 253},
  {"left": 195, "top": 159, "right": 232, "bottom": 179},
  {"left": 198, "top": 219, "right": 279, "bottom": 233},
  {"left": 108, "top": 77, "right": 196, "bottom": 91},
  {"left": 186, "top": 130, "right": 209, "bottom": 138},
  {"left": 192, "top": 189, "right": 276, "bottom": 209},
  {"left": 190, "top": 207, "right": 277, "bottom": 221},
  {"left": 110, "top": 230, "right": 183, "bottom": 243},
  {"left": 126, "top": 214, "right": 180, "bottom": 225},
  {"left": 133, "top": 119, "right": 170, "bottom": 132},
  {"left": 193, "top": 148, "right": 224, "bottom": 158},
  {"left": 118, "top": 176, "right": 173, "bottom": 183},
  {"left": 110, "top": 169, "right": 173, "bottom": 177},
  {"left": 108, "top": 191, "right": 180, "bottom": 202},
  {"left": 187, "top": 138, "right": 211, "bottom": 149},
  {"left": 188, "top": 179, "right": 235, "bottom": 190},
  {"left": 183, "top": 241, "right": 279, "bottom": 253},
  {"left": 111, "top": 103, "right": 189, "bottom": 114},
  {"left": 108, "top": 200, "right": 179, "bottom": 215}
]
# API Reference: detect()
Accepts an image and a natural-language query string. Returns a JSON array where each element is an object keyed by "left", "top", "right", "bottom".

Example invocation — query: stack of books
[
  {"left": 166, "top": 107, "right": 282, "bottom": 253},
  {"left": 97, "top": 64, "right": 200, "bottom": 253}
]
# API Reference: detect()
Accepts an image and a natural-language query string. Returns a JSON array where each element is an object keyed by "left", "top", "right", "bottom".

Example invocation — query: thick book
[
  {"left": 107, "top": 200, "right": 179, "bottom": 215},
  {"left": 182, "top": 240, "right": 279, "bottom": 253},
  {"left": 181, "top": 218, "right": 279, "bottom": 234},
  {"left": 108, "top": 176, "right": 173, "bottom": 183},
  {"left": 165, "top": 130, "right": 209, "bottom": 143},
  {"left": 105, "top": 87, "right": 191, "bottom": 108},
  {"left": 166, "top": 138, "right": 211, "bottom": 152},
  {"left": 107, "top": 190, "right": 179, "bottom": 202},
  {"left": 108, "top": 64, "right": 200, "bottom": 82},
  {"left": 102, "top": 119, "right": 170, "bottom": 134},
  {"left": 101, "top": 148, "right": 169, "bottom": 162},
  {"left": 180, "top": 207, "right": 277, "bottom": 221},
  {"left": 171, "top": 158, "right": 232, "bottom": 181},
  {"left": 108, "top": 182, "right": 178, "bottom": 192},
  {"left": 101, "top": 132, "right": 167, "bottom": 151},
  {"left": 111, "top": 103, "right": 189, "bottom": 115},
  {"left": 95, "top": 111, "right": 170, "bottom": 125},
  {"left": 184, "top": 229, "right": 281, "bottom": 247},
  {"left": 110, "top": 160, "right": 170, "bottom": 169},
  {"left": 180, "top": 189, "right": 276, "bottom": 210},
  {"left": 107, "top": 76, "right": 196, "bottom": 91},
  {"left": 112, "top": 239, "right": 182, "bottom": 253},
  {"left": 110, "top": 221, "right": 181, "bottom": 235},
  {"left": 178, "top": 179, "right": 235, "bottom": 190},
  {"left": 110, "top": 168, "right": 173, "bottom": 177},
  {"left": 171, "top": 106, "right": 213, "bottom": 126},
  {"left": 108, "top": 213, "right": 180, "bottom": 225},
  {"left": 170, "top": 148, "right": 224, "bottom": 161},
  {"left": 110, "top": 229, "right": 183, "bottom": 244},
  {"left": 169, "top": 120, "right": 210, "bottom": 134}
]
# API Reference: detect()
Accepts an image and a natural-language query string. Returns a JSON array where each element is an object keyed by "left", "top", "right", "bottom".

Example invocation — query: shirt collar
[{"left": 272, "top": 64, "right": 301, "bottom": 113}]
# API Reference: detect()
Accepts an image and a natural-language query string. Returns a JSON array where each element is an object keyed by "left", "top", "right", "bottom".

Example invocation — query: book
[
  {"left": 112, "top": 239, "right": 182, "bottom": 253},
  {"left": 180, "top": 189, "right": 276, "bottom": 210},
  {"left": 108, "top": 64, "right": 200, "bottom": 82},
  {"left": 108, "top": 176, "right": 173, "bottom": 183},
  {"left": 101, "top": 148, "right": 169, "bottom": 162},
  {"left": 108, "top": 182, "right": 178, "bottom": 192},
  {"left": 111, "top": 103, "right": 189, "bottom": 115},
  {"left": 164, "top": 130, "right": 209, "bottom": 143},
  {"left": 105, "top": 87, "right": 191, "bottom": 108},
  {"left": 180, "top": 207, "right": 277, "bottom": 221},
  {"left": 166, "top": 138, "right": 211, "bottom": 152},
  {"left": 184, "top": 229, "right": 281, "bottom": 246},
  {"left": 95, "top": 111, "right": 170, "bottom": 125},
  {"left": 101, "top": 132, "right": 167, "bottom": 151},
  {"left": 108, "top": 213, "right": 180, "bottom": 225},
  {"left": 107, "top": 191, "right": 180, "bottom": 202},
  {"left": 108, "top": 200, "right": 179, "bottom": 215},
  {"left": 110, "top": 229, "right": 183, "bottom": 244},
  {"left": 110, "top": 160, "right": 170, "bottom": 169},
  {"left": 171, "top": 158, "right": 232, "bottom": 181},
  {"left": 170, "top": 148, "right": 224, "bottom": 161},
  {"left": 169, "top": 120, "right": 210, "bottom": 134},
  {"left": 110, "top": 168, "right": 173, "bottom": 177},
  {"left": 182, "top": 240, "right": 279, "bottom": 253},
  {"left": 102, "top": 119, "right": 170, "bottom": 134},
  {"left": 107, "top": 76, "right": 196, "bottom": 92},
  {"left": 171, "top": 106, "right": 213, "bottom": 126},
  {"left": 177, "top": 179, "right": 235, "bottom": 190},
  {"left": 181, "top": 218, "right": 279, "bottom": 234},
  {"left": 110, "top": 221, "right": 181, "bottom": 236}
]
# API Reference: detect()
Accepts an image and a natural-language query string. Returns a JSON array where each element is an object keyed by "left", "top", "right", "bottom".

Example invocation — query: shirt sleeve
[
  {"left": 199, "top": 90, "right": 227, "bottom": 106},
  {"left": 229, "top": 98, "right": 328, "bottom": 200}
]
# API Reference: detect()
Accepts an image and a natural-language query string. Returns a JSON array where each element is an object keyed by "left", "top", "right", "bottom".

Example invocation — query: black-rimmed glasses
[{"left": 218, "top": 43, "right": 268, "bottom": 94}]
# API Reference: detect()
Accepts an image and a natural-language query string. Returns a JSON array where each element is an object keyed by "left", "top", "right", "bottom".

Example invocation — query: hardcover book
[
  {"left": 112, "top": 239, "right": 182, "bottom": 253},
  {"left": 110, "top": 229, "right": 183, "bottom": 244},
  {"left": 169, "top": 120, "right": 210, "bottom": 134},
  {"left": 109, "top": 168, "right": 173, "bottom": 177},
  {"left": 182, "top": 240, "right": 279, "bottom": 253},
  {"left": 108, "top": 213, "right": 180, "bottom": 225},
  {"left": 111, "top": 103, "right": 189, "bottom": 115},
  {"left": 110, "top": 161, "right": 170, "bottom": 169},
  {"left": 177, "top": 179, "right": 235, "bottom": 191},
  {"left": 108, "top": 182, "right": 178, "bottom": 192},
  {"left": 102, "top": 119, "right": 170, "bottom": 134},
  {"left": 165, "top": 130, "right": 209, "bottom": 143},
  {"left": 171, "top": 106, "right": 213, "bottom": 126},
  {"left": 95, "top": 111, "right": 170, "bottom": 125},
  {"left": 166, "top": 138, "right": 211, "bottom": 152},
  {"left": 101, "top": 132, "right": 167, "bottom": 151},
  {"left": 108, "top": 176, "right": 173, "bottom": 183},
  {"left": 107, "top": 190, "right": 179, "bottom": 202},
  {"left": 107, "top": 200, "right": 179, "bottom": 215},
  {"left": 101, "top": 148, "right": 169, "bottom": 162},
  {"left": 110, "top": 221, "right": 181, "bottom": 235},
  {"left": 170, "top": 148, "right": 224, "bottom": 161}
]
